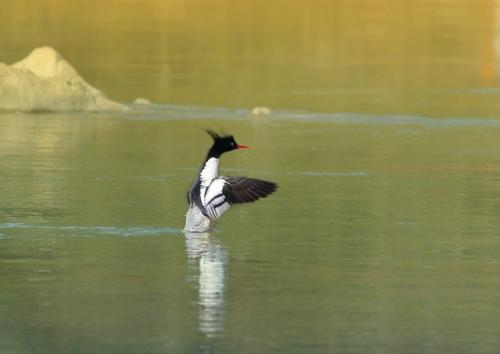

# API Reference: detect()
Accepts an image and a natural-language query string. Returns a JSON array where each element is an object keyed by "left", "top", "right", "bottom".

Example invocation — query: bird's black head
[{"left": 206, "top": 130, "right": 251, "bottom": 158}]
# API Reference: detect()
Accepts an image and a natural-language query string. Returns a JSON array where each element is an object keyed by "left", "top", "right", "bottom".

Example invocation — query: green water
[
  {"left": 2, "top": 1, "right": 500, "bottom": 353},
  {"left": 2, "top": 112, "right": 500, "bottom": 353}
]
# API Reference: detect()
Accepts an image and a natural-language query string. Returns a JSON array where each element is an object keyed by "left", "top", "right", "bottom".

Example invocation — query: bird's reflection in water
[{"left": 184, "top": 232, "right": 227, "bottom": 338}]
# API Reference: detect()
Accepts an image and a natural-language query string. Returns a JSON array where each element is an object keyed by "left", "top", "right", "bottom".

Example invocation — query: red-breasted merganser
[{"left": 184, "top": 130, "right": 278, "bottom": 232}]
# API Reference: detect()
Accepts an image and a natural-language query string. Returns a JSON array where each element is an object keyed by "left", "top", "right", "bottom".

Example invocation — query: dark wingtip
[
  {"left": 262, "top": 181, "right": 278, "bottom": 196},
  {"left": 252, "top": 180, "right": 278, "bottom": 200}
]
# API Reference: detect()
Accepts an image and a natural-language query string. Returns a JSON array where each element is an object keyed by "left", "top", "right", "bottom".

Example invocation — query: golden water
[{"left": 1, "top": 0, "right": 499, "bottom": 116}]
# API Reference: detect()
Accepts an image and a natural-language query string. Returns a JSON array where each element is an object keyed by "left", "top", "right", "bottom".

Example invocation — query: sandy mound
[{"left": 0, "top": 47, "right": 129, "bottom": 112}]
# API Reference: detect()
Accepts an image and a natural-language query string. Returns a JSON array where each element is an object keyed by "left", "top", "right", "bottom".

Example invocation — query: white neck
[{"left": 200, "top": 157, "right": 219, "bottom": 186}]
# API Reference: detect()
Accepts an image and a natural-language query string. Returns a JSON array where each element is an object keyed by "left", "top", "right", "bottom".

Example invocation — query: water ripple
[
  {"left": 0, "top": 223, "right": 182, "bottom": 237},
  {"left": 123, "top": 103, "right": 500, "bottom": 128}
]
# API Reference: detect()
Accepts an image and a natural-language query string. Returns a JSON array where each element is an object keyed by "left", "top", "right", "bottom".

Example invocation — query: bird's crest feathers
[{"left": 206, "top": 129, "right": 232, "bottom": 141}]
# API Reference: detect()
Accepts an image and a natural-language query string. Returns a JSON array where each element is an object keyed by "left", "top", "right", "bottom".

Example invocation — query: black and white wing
[
  {"left": 202, "top": 176, "right": 278, "bottom": 221},
  {"left": 202, "top": 178, "right": 232, "bottom": 221}
]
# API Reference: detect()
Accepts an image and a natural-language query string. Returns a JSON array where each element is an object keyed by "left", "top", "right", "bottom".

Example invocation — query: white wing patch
[{"left": 202, "top": 178, "right": 232, "bottom": 221}]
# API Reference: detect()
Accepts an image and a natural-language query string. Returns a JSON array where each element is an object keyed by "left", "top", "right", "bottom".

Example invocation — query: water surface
[
  {"left": 1, "top": 110, "right": 500, "bottom": 353},
  {"left": 2, "top": 1, "right": 500, "bottom": 353}
]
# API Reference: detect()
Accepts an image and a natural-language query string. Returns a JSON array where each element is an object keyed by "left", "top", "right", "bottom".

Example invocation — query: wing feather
[
  {"left": 202, "top": 179, "right": 231, "bottom": 221},
  {"left": 222, "top": 177, "right": 278, "bottom": 204},
  {"left": 201, "top": 176, "right": 278, "bottom": 221}
]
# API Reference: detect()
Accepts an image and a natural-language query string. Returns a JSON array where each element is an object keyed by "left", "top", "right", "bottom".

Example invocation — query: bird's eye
[{"left": 230, "top": 142, "right": 235, "bottom": 146}]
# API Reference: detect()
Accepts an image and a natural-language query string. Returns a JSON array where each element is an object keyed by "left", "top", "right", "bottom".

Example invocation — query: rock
[
  {"left": 134, "top": 97, "right": 152, "bottom": 105},
  {"left": 0, "top": 46, "right": 129, "bottom": 112},
  {"left": 251, "top": 106, "right": 271, "bottom": 116}
]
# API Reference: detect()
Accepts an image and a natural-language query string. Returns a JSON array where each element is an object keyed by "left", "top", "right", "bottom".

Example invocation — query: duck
[{"left": 184, "top": 130, "right": 278, "bottom": 232}]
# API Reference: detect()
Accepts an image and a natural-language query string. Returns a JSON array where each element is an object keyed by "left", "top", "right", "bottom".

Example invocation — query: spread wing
[
  {"left": 202, "top": 176, "right": 278, "bottom": 221},
  {"left": 222, "top": 176, "right": 278, "bottom": 204}
]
